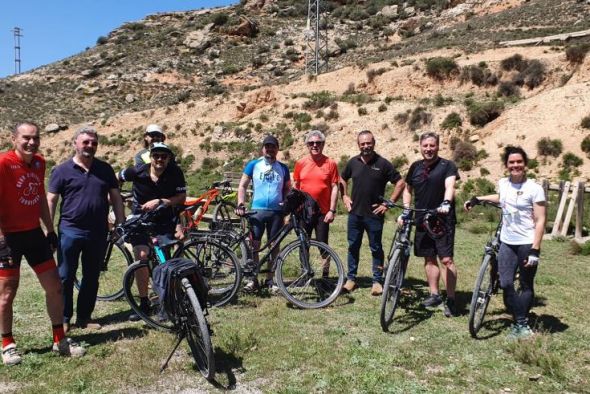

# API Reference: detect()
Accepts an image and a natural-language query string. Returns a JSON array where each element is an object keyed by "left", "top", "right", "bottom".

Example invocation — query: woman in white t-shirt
[{"left": 464, "top": 146, "right": 547, "bottom": 339}]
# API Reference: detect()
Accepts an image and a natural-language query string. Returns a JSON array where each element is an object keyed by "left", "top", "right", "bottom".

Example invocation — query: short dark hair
[
  {"left": 13, "top": 121, "right": 40, "bottom": 136},
  {"left": 502, "top": 145, "right": 528, "bottom": 166},
  {"left": 357, "top": 129, "right": 374, "bottom": 142}
]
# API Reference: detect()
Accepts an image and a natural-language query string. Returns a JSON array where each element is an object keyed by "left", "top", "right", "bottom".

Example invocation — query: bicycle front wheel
[
  {"left": 174, "top": 238, "right": 242, "bottom": 307},
  {"left": 275, "top": 239, "right": 344, "bottom": 309},
  {"left": 179, "top": 278, "right": 215, "bottom": 381},
  {"left": 212, "top": 201, "right": 243, "bottom": 232},
  {"left": 122, "top": 262, "right": 174, "bottom": 331},
  {"left": 75, "top": 240, "right": 132, "bottom": 301},
  {"left": 380, "top": 248, "right": 407, "bottom": 332},
  {"left": 468, "top": 253, "right": 495, "bottom": 338}
]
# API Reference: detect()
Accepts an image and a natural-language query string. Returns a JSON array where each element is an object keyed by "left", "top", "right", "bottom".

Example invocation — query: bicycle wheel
[
  {"left": 275, "top": 239, "right": 344, "bottom": 309},
  {"left": 74, "top": 240, "right": 132, "bottom": 301},
  {"left": 380, "top": 248, "right": 407, "bottom": 332},
  {"left": 212, "top": 201, "right": 243, "bottom": 232},
  {"left": 179, "top": 278, "right": 215, "bottom": 381},
  {"left": 468, "top": 253, "right": 495, "bottom": 338},
  {"left": 122, "top": 262, "right": 174, "bottom": 331},
  {"left": 174, "top": 238, "right": 241, "bottom": 307}
]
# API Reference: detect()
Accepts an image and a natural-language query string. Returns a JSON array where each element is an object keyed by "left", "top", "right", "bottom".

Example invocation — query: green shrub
[
  {"left": 467, "top": 101, "right": 504, "bottom": 127},
  {"left": 408, "top": 107, "right": 432, "bottom": 131},
  {"left": 537, "top": 138, "right": 562, "bottom": 157},
  {"left": 433, "top": 93, "right": 453, "bottom": 107},
  {"left": 453, "top": 141, "right": 477, "bottom": 170},
  {"left": 212, "top": 13, "right": 229, "bottom": 26},
  {"left": 303, "top": 91, "right": 336, "bottom": 110},
  {"left": 461, "top": 177, "right": 496, "bottom": 202},
  {"left": 581, "top": 116, "right": 590, "bottom": 129},
  {"left": 562, "top": 152, "right": 583, "bottom": 168},
  {"left": 391, "top": 154, "right": 408, "bottom": 169},
  {"left": 497, "top": 81, "right": 520, "bottom": 97},
  {"left": 441, "top": 112, "right": 462, "bottom": 130},
  {"left": 425, "top": 57, "right": 459, "bottom": 80},
  {"left": 358, "top": 107, "right": 368, "bottom": 116},
  {"left": 378, "top": 103, "right": 387, "bottom": 112},
  {"left": 500, "top": 54, "right": 528, "bottom": 72},
  {"left": 565, "top": 44, "right": 590, "bottom": 64},
  {"left": 366, "top": 67, "right": 387, "bottom": 83},
  {"left": 520, "top": 60, "right": 545, "bottom": 89},
  {"left": 96, "top": 36, "right": 108, "bottom": 45},
  {"left": 460, "top": 65, "right": 486, "bottom": 86},
  {"left": 334, "top": 38, "right": 357, "bottom": 53},
  {"left": 581, "top": 135, "right": 590, "bottom": 157},
  {"left": 394, "top": 112, "right": 409, "bottom": 125},
  {"left": 527, "top": 158, "right": 539, "bottom": 170}
]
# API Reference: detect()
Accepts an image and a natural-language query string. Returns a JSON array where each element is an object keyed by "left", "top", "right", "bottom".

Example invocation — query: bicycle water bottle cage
[{"left": 423, "top": 213, "right": 446, "bottom": 240}]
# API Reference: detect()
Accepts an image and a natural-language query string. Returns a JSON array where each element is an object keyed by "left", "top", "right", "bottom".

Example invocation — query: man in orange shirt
[
  {"left": 0, "top": 122, "right": 85, "bottom": 366},
  {"left": 293, "top": 130, "right": 339, "bottom": 244}
]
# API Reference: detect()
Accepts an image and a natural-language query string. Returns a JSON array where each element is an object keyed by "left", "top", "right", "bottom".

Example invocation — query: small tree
[
  {"left": 537, "top": 138, "right": 563, "bottom": 157},
  {"left": 425, "top": 57, "right": 459, "bottom": 80},
  {"left": 441, "top": 112, "right": 462, "bottom": 130}
]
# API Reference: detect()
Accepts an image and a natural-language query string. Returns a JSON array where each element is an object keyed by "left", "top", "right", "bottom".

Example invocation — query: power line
[{"left": 305, "top": 0, "right": 328, "bottom": 75}]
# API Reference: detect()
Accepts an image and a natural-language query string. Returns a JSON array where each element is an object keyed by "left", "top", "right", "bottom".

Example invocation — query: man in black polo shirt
[
  {"left": 118, "top": 142, "right": 186, "bottom": 321},
  {"left": 340, "top": 130, "right": 405, "bottom": 296},
  {"left": 48, "top": 126, "right": 126, "bottom": 331},
  {"left": 402, "top": 131, "right": 460, "bottom": 317}
]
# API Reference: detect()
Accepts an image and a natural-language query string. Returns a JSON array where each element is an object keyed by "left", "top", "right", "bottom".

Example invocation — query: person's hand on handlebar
[
  {"left": 437, "top": 199, "right": 451, "bottom": 215},
  {"left": 463, "top": 196, "right": 481, "bottom": 211},
  {"left": 397, "top": 208, "right": 411, "bottom": 225},
  {"left": 142, "top": 198, "right": 164, "bottom": 212},
  {"left": 235, "top": 202, "right": 246, "bottom": 216}
]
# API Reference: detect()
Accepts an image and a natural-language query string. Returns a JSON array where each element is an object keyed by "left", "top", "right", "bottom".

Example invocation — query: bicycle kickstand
[{"left": 160, "top": 331, "right": 186, "bottom": 373}]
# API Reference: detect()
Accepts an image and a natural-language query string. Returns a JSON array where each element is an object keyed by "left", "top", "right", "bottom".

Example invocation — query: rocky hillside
[{"left": 1, "top": 0, "right": 589, "bottom": 187}]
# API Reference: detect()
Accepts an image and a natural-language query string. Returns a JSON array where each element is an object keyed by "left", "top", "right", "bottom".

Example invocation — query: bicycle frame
[{"left": 179, "top": 181, "right": 235, "bottom": 232}]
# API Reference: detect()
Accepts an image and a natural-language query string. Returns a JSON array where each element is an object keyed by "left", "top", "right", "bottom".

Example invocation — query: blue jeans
[
  {"left": 346, "top": 214, "right": 385, "bottom": 283},
  {"left": 57, "top": 229, "right": 107, "bottom": 323}
]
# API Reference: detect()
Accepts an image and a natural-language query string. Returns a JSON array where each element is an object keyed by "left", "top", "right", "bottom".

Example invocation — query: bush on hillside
[
  {"left": 581, "top": 115, "right": 590, "bottom": 129},
  {"left": 500, "top": 54, "right": 528, "bottom": 72},
  {"left": 497, "top": 81, "right": 520, "bottom": 97},
  {"left": 467, "top": 100, "right": 504, "bottom": 127},
  {"left": 566, "top": 44, "right": 590, "bottom": 64},
  {"left": 441, "top": 112, "right": 462, "bottom": 130},
  {"left": 212, "top": 13, "right": 229, "bottom": 26},
  {"left": 453, "top": 140, "right": 478, "bottom": 170},
  {"left": 537, "top": 138, "right": 563, "bottom": 157},
  {"left": 408, "top": 107, "right": 432, "bottom": 130},
  {"left": 303, "top": 91, "right": 336, "bottom": 110},
  {"left": 425, "top": 57, "right": 459, "bottom": 80},
  {"left": 562, "top": 152, "right": 583, "bottom": 168},
  {"left": 581, "top": 135, "right": 590, "bottom": 156},
  {"left": 520, "top": 60, "right": 545, "bottom": 89}
]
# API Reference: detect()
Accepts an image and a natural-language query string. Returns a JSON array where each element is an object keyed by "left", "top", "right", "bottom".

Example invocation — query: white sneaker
[
  {"left": 52, "top": 338, "right": 86, "bottom": 357},
  {"left": 2, "top": 343, "right": 22, "bottom": 366}
]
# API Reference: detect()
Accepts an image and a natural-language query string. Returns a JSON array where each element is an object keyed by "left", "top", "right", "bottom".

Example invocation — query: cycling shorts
[
  {"left": 414, "top": 225, "right": 455, "bottom": 259},
  {"left": 250, "top": 210, "right": 283, "bottom": 241},
  {"left": 1, "top": 228, "right": 56, "bottom": 278}
]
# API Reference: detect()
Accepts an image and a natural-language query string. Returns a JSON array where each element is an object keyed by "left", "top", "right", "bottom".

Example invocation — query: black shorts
[
  {"left": 303, "top": 214, "right": 330, "bottom": 244},
  {"left": 1, "top": 227, "right": 56, "bottom": 278},
  {"left": 414, "top": 225, "right": 455, "bottom": 259},
  {"left": 250, "top": 210, "right": 283, "bottom": 241},
  {"left": 128, "top": 223, "right": 176, "bottom": 248}
]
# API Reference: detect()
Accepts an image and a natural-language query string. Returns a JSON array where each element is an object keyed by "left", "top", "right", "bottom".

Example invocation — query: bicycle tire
[
  {"left": 179, "top": 278, "right": 215, "bottom": 381},
  {"left": 380, "top": 248, "right": 406, "bottom": 332},
  {"left": 468, "top": 253, "right": 495, "bottom": 338},
  {"left": 212, "top": 201, "right": 243, "bottom": 232},
  {"left": 74, "top": 240, "right": 133, "bottom": 301},
  {"left": 275, "top": 239, "right": 344, "bottom": 309},
  {"left": 173, "top": 238, "right": 242, "bottom": 307},
  {"left": 122, "top": 262, "right": 174, "bottom": 331}
]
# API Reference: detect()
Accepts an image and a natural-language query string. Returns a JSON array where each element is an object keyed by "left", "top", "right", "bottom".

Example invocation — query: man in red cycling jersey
[{"left": 0, "top": 122, "right": 85, "bottom": 366}]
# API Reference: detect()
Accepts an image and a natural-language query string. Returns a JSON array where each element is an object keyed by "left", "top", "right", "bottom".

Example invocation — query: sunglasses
[
  {"left": 307, "top": 141, "right": 324, "bottom": 147},
  {"left": 151, "top": 153, "right": 170, "bottom": 160}
]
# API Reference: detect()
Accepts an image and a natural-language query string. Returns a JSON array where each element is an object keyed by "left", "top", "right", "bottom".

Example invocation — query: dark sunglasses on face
[
  {"left": 151, "top": 153, "right": 169, "bottom": 160},
  {"left": 307, "top": 141, "right": 324, "bottom": 147}
]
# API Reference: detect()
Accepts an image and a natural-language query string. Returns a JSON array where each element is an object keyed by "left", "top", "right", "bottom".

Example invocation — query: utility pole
[
  {"left": 12, "top": 27, "right": 23, "bottom": 74},
  {"left": 305, "top": 0, "right": 328, "bottom": 75}
]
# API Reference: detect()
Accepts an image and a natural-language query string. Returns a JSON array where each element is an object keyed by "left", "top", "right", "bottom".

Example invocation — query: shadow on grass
[{"left": 210, "top": 347, "right": 244, "bottom": 390}]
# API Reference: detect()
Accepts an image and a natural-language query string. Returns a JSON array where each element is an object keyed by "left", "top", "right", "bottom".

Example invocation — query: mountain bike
[
  {"left": 468, "top": 201, "right": 503, "bottom": 338},
  {"left": 117, "top": 206, "right": 216, "bottom": 380},
  {"left": 378, "top": 198, "right": 444, "bottom": 332}
]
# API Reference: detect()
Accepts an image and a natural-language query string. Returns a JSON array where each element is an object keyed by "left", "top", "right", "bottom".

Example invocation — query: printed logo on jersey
[{"left": 16, "top": 172, "right": 42, "bottom": 206}]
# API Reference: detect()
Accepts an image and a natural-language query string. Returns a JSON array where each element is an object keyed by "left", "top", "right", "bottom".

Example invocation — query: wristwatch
[{"left": 329, "top": 209, "right": 336, "bottom": 214}]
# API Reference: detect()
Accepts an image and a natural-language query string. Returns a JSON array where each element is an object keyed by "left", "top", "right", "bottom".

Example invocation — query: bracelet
[{"left": 329, "top": 209, "right": 336, "bottom": 214}]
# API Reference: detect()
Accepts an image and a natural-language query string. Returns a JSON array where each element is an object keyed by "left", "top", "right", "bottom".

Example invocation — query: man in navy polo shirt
[
  {"left": 47, "top": 126, "right": 125, "bottom": 331},
  {"left": 118, "top": 142, "right": 186, "bottom": 321},
  {"left": 340, "top": 130, "right": 405, "bottom": 296},
  {"left": 402, "top": 131, "right": 460, "bottom": 317}
]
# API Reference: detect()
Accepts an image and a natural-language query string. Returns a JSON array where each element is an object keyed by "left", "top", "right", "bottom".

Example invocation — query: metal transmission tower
[
  {"left": 12, "top": 27, "right": 23, "bottom": 74},
  {"left": 305, "top": 0, "right": 329, "bottom": 75}
]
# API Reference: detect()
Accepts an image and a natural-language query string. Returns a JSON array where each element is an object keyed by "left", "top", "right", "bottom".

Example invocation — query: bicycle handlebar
[
  {"left": 114, "top": 203, "right": 168, "bottom": 239},
  {"left": 379, "top": 196, "right": 437, "bottom": 214}
]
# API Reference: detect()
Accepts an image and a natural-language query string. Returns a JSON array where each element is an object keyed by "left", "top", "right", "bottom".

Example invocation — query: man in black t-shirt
[
  {"left": 402, "top": 132, "right": 460, "bottom": 317},
  {"left": 118, "top": 142, "right": 186, "bottom": 321},
  {"left": 340, "top": 130, "right": 405, "bottom": 296}
]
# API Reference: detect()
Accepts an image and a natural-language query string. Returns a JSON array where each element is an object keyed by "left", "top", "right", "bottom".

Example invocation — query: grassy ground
[{"left": 1, "top": 213, "right": 589, "bottom": 393}]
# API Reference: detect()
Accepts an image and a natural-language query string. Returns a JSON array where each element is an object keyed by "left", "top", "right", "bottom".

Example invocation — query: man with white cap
[{"left": 134, "top": 124, "right": 165, "bottom": 166}]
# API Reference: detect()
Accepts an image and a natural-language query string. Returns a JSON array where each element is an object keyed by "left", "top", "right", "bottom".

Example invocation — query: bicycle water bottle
[{"left": 152, "top": 237, "right": 167, "bottom": 264}]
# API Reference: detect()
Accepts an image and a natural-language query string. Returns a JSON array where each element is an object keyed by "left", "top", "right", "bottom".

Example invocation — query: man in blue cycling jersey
[{"left": 236, "top": 135, "right": 291, "bottom": 291}]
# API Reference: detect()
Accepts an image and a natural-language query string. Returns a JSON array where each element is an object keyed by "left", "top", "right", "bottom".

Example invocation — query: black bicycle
[
  {"left": 468, "top": 201, "right": 503, "bottom": 338},
  {"left": 116, "top": 207, "right": 215, "bottom": 380},
  {"left": 379, "top": 198, "right": 444, "bottom": 332}
]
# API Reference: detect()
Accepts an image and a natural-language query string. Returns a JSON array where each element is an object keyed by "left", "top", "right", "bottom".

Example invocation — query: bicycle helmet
[{"left": 422, "top": 212, "right": 446, "bottom": 240}]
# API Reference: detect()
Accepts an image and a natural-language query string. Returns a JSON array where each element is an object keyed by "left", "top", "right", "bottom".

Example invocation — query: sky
[{"left": 0, "top": 0, "right": 237, "bottom": 78}]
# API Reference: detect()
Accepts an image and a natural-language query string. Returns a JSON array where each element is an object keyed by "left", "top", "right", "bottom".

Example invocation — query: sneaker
[
  {"left": 129, "top": 302, "right": 151, "bottom": 322},
  {"left": 75, "top": 320, "right": 102, "bottom": 330},
  {"left": 2, "top": 343, "right": 22, "bottom": 366},
  {"left": 341, "top": 279, "right": 357, "bottom": 293},
  {"left": 264, "top": 279, "right": 280, "bottom": 295},
  {"left": 52, "top": 338, "right": 86, "bottom": 357},
  {"left": 421, "top": 293, "right": 443, "bottom": 308},
  {"left": 507, "top": 323, "right": 534, "bottom": 340},
  {"left": 443, "top": 298, "right": 457, "bottom": 317},
  {"left": 370, "top": 282, "right": 383, "bottom": 296},
  {"left": 63, "top": 322, "right": 71, "bottom": 334},
  {"left": 243, "top": 277, "right": 259, "bottom": 293}
]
